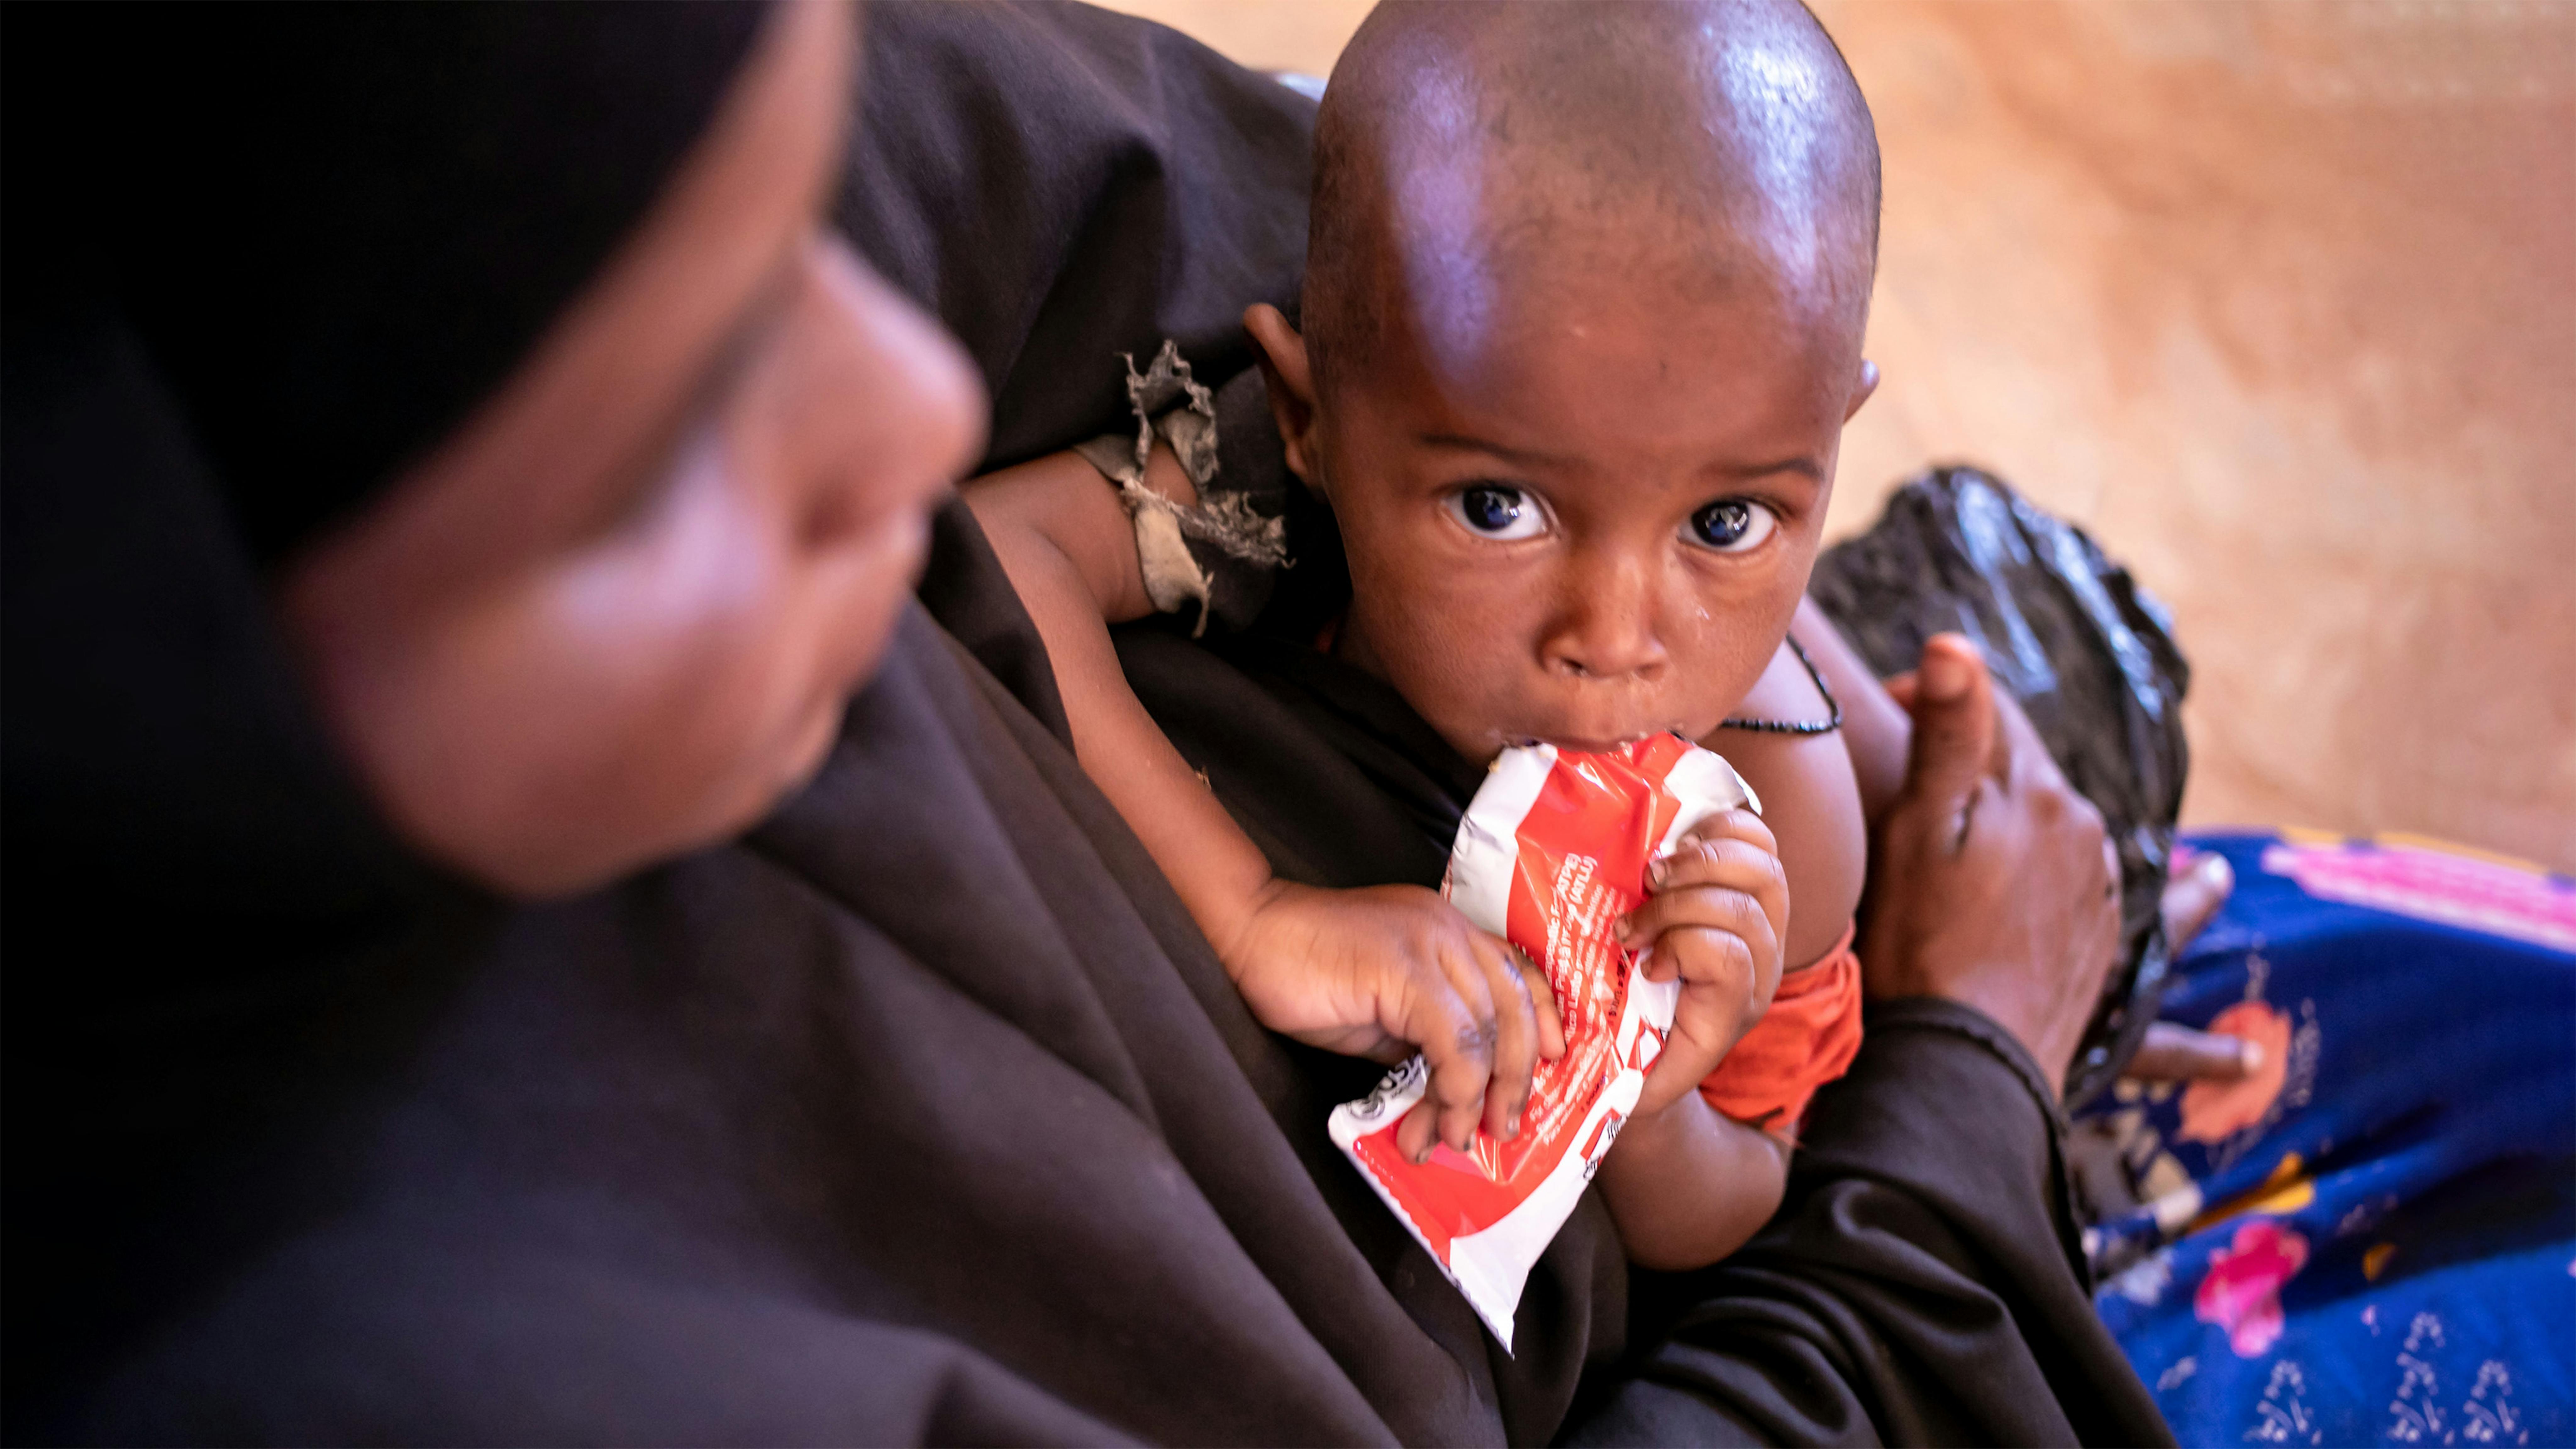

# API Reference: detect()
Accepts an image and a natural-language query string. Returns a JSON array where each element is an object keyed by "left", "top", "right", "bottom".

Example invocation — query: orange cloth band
[{"left": 1698, "top": 921, "right": 1864, "bottom": 1134}]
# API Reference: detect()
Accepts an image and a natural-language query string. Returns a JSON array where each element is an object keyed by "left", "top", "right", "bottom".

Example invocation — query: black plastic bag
[{"left": 1808, "top": 466, "right": 2191, "bottom": 1110}]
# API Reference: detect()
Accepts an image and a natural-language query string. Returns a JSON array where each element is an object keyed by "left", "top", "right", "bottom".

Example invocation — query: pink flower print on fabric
[
  {"left": 2261, "top": 838, "right": 2576, "bottom": 953},
  {"left": 2196, "top": 1219, "right": 2310, "bottom": 1357},
  {"left": 2178, "top": 1000, "right": 2293, "bottom": 1145}
]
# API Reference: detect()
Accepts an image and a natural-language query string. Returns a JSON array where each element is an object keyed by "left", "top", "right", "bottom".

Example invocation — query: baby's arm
[
  {"left": 1591, "top": 608, "right": 1901, "bottom": 1268},
  {"left": 1588, "top": 810, "right": 1797, "bottom": 1269},
  {"left": 963, "top": 446, "right": 1558, "bottom": 1158},
  {"left": 963, "top": 447, "right": 1264, "bottom": 942},
  {"left": 1595, "top": 1092, "right": 1790, "bottom": 1271}
]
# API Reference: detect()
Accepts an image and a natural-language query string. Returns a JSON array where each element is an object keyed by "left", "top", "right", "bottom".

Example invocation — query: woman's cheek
[
  {"left": 524, "top": 469, "right": 794, "bottom": 804},
  {"left": 666, "top": 474, "right": 933, "bottom": 840},
  {"left": 816, "top": 502, "right": 930, "bottom": 693}
]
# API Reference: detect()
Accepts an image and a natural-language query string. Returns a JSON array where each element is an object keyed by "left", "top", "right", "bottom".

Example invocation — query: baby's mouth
[{"left": 1508, "top": 724, "right": 1684, "bottom": 755}]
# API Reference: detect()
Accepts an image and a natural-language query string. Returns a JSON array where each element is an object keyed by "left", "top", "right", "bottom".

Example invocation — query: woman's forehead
[{"left": 351, "top": 1, "right": 852, "bottom": 578}]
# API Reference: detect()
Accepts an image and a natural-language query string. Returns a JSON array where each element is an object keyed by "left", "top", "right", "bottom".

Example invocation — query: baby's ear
[
  {"left": 1843, "top": 359, "right": 1881, "bottom": 423},
  {"left": 1244, "top": 303, "right": 1324, "bottom": 492}
]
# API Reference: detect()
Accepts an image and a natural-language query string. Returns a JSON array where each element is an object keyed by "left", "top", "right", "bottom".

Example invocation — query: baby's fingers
[
  {"left": 1618, "top": 884, "right": 1781, "bottom": 984},
  {"left": 1391, "top": 962, "right": 1499, "bottom": 1163},
  {"left": 1517, "top": 948, "right": 1567, "bottom": 1062},
  {"left": 1644, "top": 810, "right": 1787, "bottom": 936},
  {"left": 1470, "top": 938, "right": 1547, "bottom": 1141}
]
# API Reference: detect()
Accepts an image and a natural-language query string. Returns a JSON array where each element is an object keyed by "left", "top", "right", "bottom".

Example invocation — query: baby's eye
[
  {"left": 1683, "top": 499, "right": 1778, "bottom": 553},
  {"left": 1446, "top": 483, "right": 1548, "bottom": 541}
]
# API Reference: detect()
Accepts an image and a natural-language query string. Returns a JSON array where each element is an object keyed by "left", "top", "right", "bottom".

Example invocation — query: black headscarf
[
  {"left": 1, "top": 4, "right": 766, "bottom": 1425},
  {"left": 11, "top": 2, "right": 771, "bottom": 561}
]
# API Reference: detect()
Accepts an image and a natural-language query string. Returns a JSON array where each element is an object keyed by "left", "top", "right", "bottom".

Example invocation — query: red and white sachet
[{"left": 1328, "top": 734, "right": 1759, "bottom": 1350}]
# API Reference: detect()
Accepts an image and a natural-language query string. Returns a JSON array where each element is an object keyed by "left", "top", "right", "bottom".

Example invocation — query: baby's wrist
[{"left": 1214, "top": 874, "right": 1304, "bottom": 980}]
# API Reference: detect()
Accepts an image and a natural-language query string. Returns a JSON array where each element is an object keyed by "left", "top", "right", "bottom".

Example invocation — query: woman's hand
[
  {"left": 1616, "top": 810, "right": 1791, "bottom": 1116},
  {"left": 2127, "top": 850, "right": 2262, "bottom": 1082},
  {"left": 1860, "top": 634, "right": 2124, "bottom": 1093}
]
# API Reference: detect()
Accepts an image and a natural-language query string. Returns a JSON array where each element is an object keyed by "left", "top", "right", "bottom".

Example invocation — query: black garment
[
  {"left": 2, "top": 3, "right": 760, "bottom": 1430},
  {"left": 836, "top": 0, "right": 1312, "bottom": 479},
  {"left": 0, "top": 269, "right": 508, "bottom": 1435},
  {"left": 4, "top": 3, "right": 768, "bottom": 565},
  {"left": 4, "top": 1, "right": 2171, "bottom": 1442},
  {"left": 1577, "top": 1001, "right": 2170, "bottom": 1445},
  {"left": 1116, "top": 621, "right": 2170, "bottom": 1445},
  {"left": 845, "top": 6, "right": 2174, "bottom": 1441},
  {"left": 61, "top": 598, "right": 1544, "bottom": 1444}
]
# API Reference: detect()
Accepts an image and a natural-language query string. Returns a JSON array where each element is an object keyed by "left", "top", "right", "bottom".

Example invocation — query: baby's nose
[
  {"left": 1541, "top": 565, "right": 1669, "bottom": 682},
  {"left": 1549, "top": 637, "right": 1668, "bottom": 682}
]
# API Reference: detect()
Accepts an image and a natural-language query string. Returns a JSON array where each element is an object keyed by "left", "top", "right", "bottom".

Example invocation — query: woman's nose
[
  {"left": 792, "top": 237, "right": 988, "bottom": 542},
  {"left": 1540, "top": 549, "right": 1669, "bottom": 682},
  {"left": 851, "top": 263, "right": 986, "bottom": 512}
]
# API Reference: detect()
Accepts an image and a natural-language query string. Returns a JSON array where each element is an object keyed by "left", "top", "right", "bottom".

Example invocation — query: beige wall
[{"left": 1093, "top": 0, "right": 2576, "bottom": 871}]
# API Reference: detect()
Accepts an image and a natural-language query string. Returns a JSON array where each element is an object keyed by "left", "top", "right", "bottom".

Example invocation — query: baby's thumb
[{"left": 1896, "top": 635, "right": 1998, "bottom": 830}]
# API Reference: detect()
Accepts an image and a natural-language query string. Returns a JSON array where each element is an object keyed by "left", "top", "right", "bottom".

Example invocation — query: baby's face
[{"left": 1297, "top": 258, "right": 1870, "bottom": 764}]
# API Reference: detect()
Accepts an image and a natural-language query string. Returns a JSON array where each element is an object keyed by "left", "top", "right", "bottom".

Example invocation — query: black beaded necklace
[{"left": 1719, "top": 633, "right": 1843, "bottom": 735}]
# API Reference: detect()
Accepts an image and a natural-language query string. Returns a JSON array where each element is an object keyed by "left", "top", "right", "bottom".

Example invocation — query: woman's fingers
[
  {"left": 2128, "top": 1020, "right": 2264, "bottom": 1083},
  {"left": 2161, "top": 851, "right": 2235, "bottom": 953}
]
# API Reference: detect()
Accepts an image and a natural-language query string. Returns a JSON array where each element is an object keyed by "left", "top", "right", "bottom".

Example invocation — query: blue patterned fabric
[{"left": 2080, "top": 830, "right": 2576, "bottom": 1446}]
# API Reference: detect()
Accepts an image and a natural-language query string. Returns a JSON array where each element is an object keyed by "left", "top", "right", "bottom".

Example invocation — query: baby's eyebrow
[
  {"left": 1419, "top": 430, "right": 1825, "bottom": 488},
  {"left": 1711, "top": 456, "right": 1827, "bottom": 486},
  {"left": 1416, "top": 432, "right": 1575, "bottom": 469}
]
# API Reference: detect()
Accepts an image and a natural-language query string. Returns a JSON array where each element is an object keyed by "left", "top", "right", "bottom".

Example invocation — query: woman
[{"left": 4, "top": 2, "right": 2160, "bottom": 1441}]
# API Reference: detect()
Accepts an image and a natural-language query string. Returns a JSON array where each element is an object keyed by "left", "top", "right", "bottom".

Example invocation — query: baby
[{"left": 966, "top": 0, "right": 1904, "bottom": 1270}]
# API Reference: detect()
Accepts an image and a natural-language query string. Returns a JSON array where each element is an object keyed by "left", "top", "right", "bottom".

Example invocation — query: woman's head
[
  {"left": 273, "top": 0, "right": 982, "bottom": 896},
  {"left": 37, "top": 0, "right": 985, "bottom": 897}
]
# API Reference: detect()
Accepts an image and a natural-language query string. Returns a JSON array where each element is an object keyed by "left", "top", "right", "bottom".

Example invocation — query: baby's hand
[
  {"left": 1229, "top": 881, "right": 1566, "bottom": 1162},
  {"left": 1615, "top": 809, "right": 1790, "bottom": 1115}
]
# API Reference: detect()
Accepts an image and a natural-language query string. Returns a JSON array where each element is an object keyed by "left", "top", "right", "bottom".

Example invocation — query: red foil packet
[{"left": 1328, "top": 734, "right": 1757, "bottom": 1349}]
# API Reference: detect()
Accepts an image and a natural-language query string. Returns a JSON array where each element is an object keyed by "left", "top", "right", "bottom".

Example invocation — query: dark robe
[
  {"left": 847, "top": 4, "right": 2176, "bottom": 1442},
  {"left": 3, "top": 2, "right": 2169, "bottom": 1443}
]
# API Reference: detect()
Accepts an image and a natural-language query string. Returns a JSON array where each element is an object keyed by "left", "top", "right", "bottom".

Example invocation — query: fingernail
[
  {"left": 2196, "top": 854, "right": 2235, "bottom": 888},
  {"left": 1922, "top": 646, "right": 1971, "bottom": 702},
  {"left": 2238, "top": 1040, "right": 2266, "bottom": 1072},
  {"left": 1614, "top": 913, "right": 1635, "bottom": 944},
  {"left": 1647, "top": 857, "right": 1670, "bottom": 888}
]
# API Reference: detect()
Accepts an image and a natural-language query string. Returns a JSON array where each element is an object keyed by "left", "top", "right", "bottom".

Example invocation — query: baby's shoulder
[{"left": 1705, "top": 639, "right": 1867, "bottom": 969}]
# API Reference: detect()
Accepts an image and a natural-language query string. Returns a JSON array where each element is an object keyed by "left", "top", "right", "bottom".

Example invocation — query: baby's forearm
[
  {"left": 1594, "top": 1091, "right": 1790, "bottom": 1271},
  {"left": 963, "top": 452, "right": 1278, "bottom": 960}
]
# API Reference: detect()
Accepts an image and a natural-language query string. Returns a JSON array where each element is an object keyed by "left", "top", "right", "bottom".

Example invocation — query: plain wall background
[{"left": 1091, "top": 0, "right": 2576, "bottom": 872}]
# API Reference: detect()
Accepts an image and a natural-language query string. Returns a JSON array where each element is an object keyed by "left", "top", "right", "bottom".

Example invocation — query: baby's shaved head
[{"left": 1306, "top": 0, "right": 1879, "bottom": 386}]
